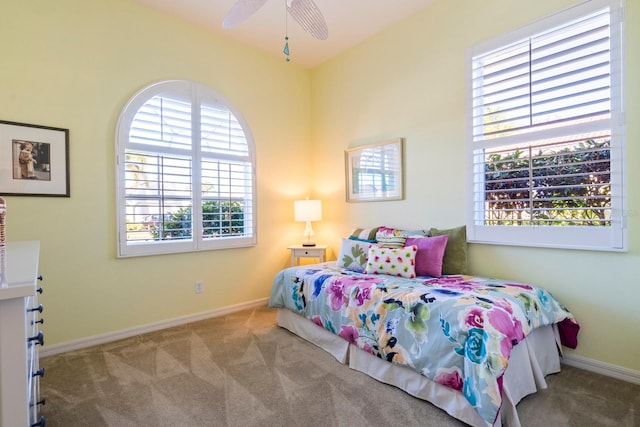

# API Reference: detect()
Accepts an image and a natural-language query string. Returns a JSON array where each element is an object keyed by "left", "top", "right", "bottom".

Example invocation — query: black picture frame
[{"left": 0, "top": 120, "right": 70, "bottom": 197}]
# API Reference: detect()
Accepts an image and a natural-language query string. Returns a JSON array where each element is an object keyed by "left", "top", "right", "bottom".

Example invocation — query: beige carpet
[{"left": 40, "top": 306, "right": 639, "bottom": 426}]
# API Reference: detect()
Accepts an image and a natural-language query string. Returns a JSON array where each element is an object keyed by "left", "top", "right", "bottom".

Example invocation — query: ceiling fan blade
[
  {"left": 222, "top": 0, "right": 269, "bottom": 29},
  {"left": 287, "top": 0, "right": 329, "bottom": 40}
]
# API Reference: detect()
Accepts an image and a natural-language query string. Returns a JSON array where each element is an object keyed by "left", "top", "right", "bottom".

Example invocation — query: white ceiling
[{"left": 130, "top": 0, "right": 437, "bottom": 68}]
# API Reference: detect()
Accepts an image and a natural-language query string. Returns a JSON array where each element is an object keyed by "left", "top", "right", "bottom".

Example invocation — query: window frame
[
  {"left": 116, "top": 80, "right": 257, "bottom": 257},
  {"left": 465, "top": 0, "right": 626, "bottom": 252}
]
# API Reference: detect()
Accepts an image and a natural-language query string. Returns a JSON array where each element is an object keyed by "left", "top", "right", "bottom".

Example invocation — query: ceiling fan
[{"left": 222, "top": 0, "right": 329, "bottom": 61}]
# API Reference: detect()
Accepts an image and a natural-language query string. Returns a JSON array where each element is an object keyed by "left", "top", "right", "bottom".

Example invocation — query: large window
[
  {"left": 116, "top": 80, "right": 256, "bottom": 257},
  {"left": 466, "top": 0, "right": 626, "bottom": 251}
]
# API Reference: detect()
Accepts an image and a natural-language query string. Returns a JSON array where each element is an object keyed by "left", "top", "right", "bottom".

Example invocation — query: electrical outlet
[{"left": 194, "top": 281, "right": 203, "bottom": 294}]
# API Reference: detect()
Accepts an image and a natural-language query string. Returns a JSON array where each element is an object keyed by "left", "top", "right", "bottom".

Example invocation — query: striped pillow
[
  {"left": 376, "top": 235, "right": 407, "bottom": 248},
  {"left": 350, "top": 227, "right": 380, "bottom": 241},
  {"left": 375, "top": 226, "right": 406, "bottom": 248}
]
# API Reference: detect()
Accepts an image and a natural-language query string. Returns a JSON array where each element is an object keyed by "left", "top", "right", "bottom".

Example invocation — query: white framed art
[{"left": 345, "top": 138, "right": 404, "bottom": 202}]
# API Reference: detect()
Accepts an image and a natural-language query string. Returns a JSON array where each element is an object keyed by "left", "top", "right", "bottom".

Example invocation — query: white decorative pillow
[
  {"left": 336, "top": 238, "right": 371, "bottom": 272},
  {"left": 365, "top": 245, "right": 417, "bottom": 278}
]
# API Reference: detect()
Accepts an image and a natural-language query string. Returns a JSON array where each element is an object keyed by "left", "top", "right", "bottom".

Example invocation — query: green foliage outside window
[
  {"left": 484, "top": 139, "right": 611, "bottom": 226},
  {"left": 150, "top": 200, "right": 245, "bottom": 239}
]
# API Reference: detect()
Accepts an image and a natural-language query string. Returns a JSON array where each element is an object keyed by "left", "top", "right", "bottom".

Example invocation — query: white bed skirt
[{"left": 277, "top": 308, "right": 562, "bottom": 427}]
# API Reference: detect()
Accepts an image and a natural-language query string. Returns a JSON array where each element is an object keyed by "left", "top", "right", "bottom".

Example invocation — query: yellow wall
[
  {"left": 1, "top": 1, "right": 313, "bottom": 344},
  {"left": 311, "top": 0, "right": 640, "bottom": 372},
  {"left": 2, "top": 0, "right": 638, "bottom": 375}
]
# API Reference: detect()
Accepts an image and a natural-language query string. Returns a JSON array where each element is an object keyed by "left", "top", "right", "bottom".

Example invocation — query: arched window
[{"left": 116, "top": 80, "right": 256, "bottom": 257}]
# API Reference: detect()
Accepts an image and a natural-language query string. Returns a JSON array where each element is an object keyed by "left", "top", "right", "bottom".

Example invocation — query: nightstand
[{"left": 288, "top": 245, "right": 328, "bottom": 266}]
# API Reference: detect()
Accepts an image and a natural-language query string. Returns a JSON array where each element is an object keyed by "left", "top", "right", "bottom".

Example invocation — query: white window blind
[
  {"left": 130, "top": 96, "right": 192, "bottom": 151},
  {"left": 466, "top": 0, "right": 625, "bottom": 251},
  {"left": 116, "top": 80, "right": 257, "bottom": 257},
  {"left": 353, "top": 143, "right": 401, "bottom": 197},
  {"left": 201, "top": 104, "right": 249, "bottom": 156}
]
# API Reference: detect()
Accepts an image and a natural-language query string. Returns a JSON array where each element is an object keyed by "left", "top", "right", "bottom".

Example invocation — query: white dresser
[{"left": 0, "top": 241, "right": 45, "bottom": 427}]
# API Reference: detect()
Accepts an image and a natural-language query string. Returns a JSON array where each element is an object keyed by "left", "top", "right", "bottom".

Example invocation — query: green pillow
[{"left": 429, "top": 226, "right": 467, "bottom": 275}]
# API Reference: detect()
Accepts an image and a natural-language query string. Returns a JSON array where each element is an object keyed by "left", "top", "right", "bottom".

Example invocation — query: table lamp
[{"left": 294, "top": 199, "right": 322, "bottom": 247}]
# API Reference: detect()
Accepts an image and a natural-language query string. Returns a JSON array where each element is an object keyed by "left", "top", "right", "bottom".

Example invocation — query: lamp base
[{"left": 302, "top": 242, "right": 316, "bottom": 247}]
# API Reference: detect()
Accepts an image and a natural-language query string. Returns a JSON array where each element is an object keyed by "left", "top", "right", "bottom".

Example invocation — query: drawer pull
[
  {"left": 28, "top": 331, "right": 44, "bottom": 346},
  {"left": 31, "top": 415, "right": 46, "bottom": 427},
  {"left": 28, "top": 304, "right": 44, "bottom": 313},
  {"left": 38, "top": 275, "right": 43, "bottom": 281},
  {"left": 32, "top": 368, "right": 45, "bottom": 378},
  {"left": 30, "top": 398, "right": 46, "bottom": 407},
  {"left": 37, "top": 287, "right": 43, "bottom": 294},
  {"left": 33, "top": 318, "right": 44, "bottom": 325}
]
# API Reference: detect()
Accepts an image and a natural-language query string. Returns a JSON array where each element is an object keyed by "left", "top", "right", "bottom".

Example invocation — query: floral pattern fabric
[
  {"left": 269, "top": 263, "right": 578, "bottom": 426},
  {"left": 364, "top": 245, "right": 418, "bottom": 278}
]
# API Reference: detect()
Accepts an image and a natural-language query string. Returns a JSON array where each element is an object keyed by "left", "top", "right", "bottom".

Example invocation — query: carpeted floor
[{"left": 40, "top": 306, "right": 639, "bottom": 426}]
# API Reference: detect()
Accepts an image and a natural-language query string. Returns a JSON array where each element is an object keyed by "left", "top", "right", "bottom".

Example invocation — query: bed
[{"left": 268, "top": 226, "right": 579, "bottom": 427}]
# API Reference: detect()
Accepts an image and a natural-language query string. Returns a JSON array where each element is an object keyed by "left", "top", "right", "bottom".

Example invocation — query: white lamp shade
[{"left": 294, "top": 199, "right": 322, "bottom": 222}]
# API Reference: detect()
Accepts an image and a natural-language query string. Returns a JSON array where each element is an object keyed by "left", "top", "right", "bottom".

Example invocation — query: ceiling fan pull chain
[
  {"left": 284, "top": 36, "right": 290, "bottom": 62},
  {"left": 283, "top": 0, "right": 290, "bottom": 62}
]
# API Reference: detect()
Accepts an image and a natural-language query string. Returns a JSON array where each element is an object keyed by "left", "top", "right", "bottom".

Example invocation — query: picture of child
[
  {"left": 18, "top": 141, "right": 37, "bottom": 178},
  {"left": 12, "top": 140, "right": 51, "bottom": 181}
]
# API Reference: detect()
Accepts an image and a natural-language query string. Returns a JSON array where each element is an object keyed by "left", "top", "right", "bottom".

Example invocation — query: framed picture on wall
[
  {"left": 0, "top": 120, "right": 70, "bottom": 197},
  {"left": 345, "top": 138, "right": 404, "bottom": 202}
]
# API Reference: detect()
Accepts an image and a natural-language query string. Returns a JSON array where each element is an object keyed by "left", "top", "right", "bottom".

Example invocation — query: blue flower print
[
  {"left": 465, "top": 328, "right": 488, "bottom": 364},
  {"left": 463, "top": 374, "right": 479, "bottom": 408}
]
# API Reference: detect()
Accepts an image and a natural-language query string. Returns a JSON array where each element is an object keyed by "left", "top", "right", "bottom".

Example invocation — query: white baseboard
[
  {"left": 40, "top": 297, "right": 270, "bottom": 358},
  {"left": 562, "top": 353, "right": 640, "bottom": 385}
]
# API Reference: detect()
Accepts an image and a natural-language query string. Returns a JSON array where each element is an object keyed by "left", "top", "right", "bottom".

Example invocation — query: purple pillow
[{"left": 405, "top": 235, "right": 449, "bottom": 277}]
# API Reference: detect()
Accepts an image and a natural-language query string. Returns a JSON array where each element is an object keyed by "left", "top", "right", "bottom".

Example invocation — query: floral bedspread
[{"left": 269, "top": 263, "right": 579, "bottom": 426}]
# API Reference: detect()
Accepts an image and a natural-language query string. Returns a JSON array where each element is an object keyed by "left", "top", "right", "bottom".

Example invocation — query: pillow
[
  {"left": 405, "top": 235, "right": 449, "bottom": 277},
  {"left": 336, "top": 238, "right": 371, "bottom": 272},
  {"left": 349, "top": 235, "right": 376, "bottom": 243},
  {"left": 399, "top": 229, "right": 430, "bottom": 237},
  {"left": 375, "top": 226, "right": 401, "bottom": 238},
  {"left": 429, "top": 226, "right": 467, "bottom": 275},
  {"left": 376, "top": 226, "right": 429, "bottom": 238},
  {"left": 350, "top": 227, "right": 380, "bottom": 241},
  {"left": 375, "top": 226, "right": 407, "bottom": 248},
  {"left": 365, "top": 245, "right": 417, "bottom": 278},
  {"left": 376, "top": 235, "right": 407, "bottom": 248}
]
